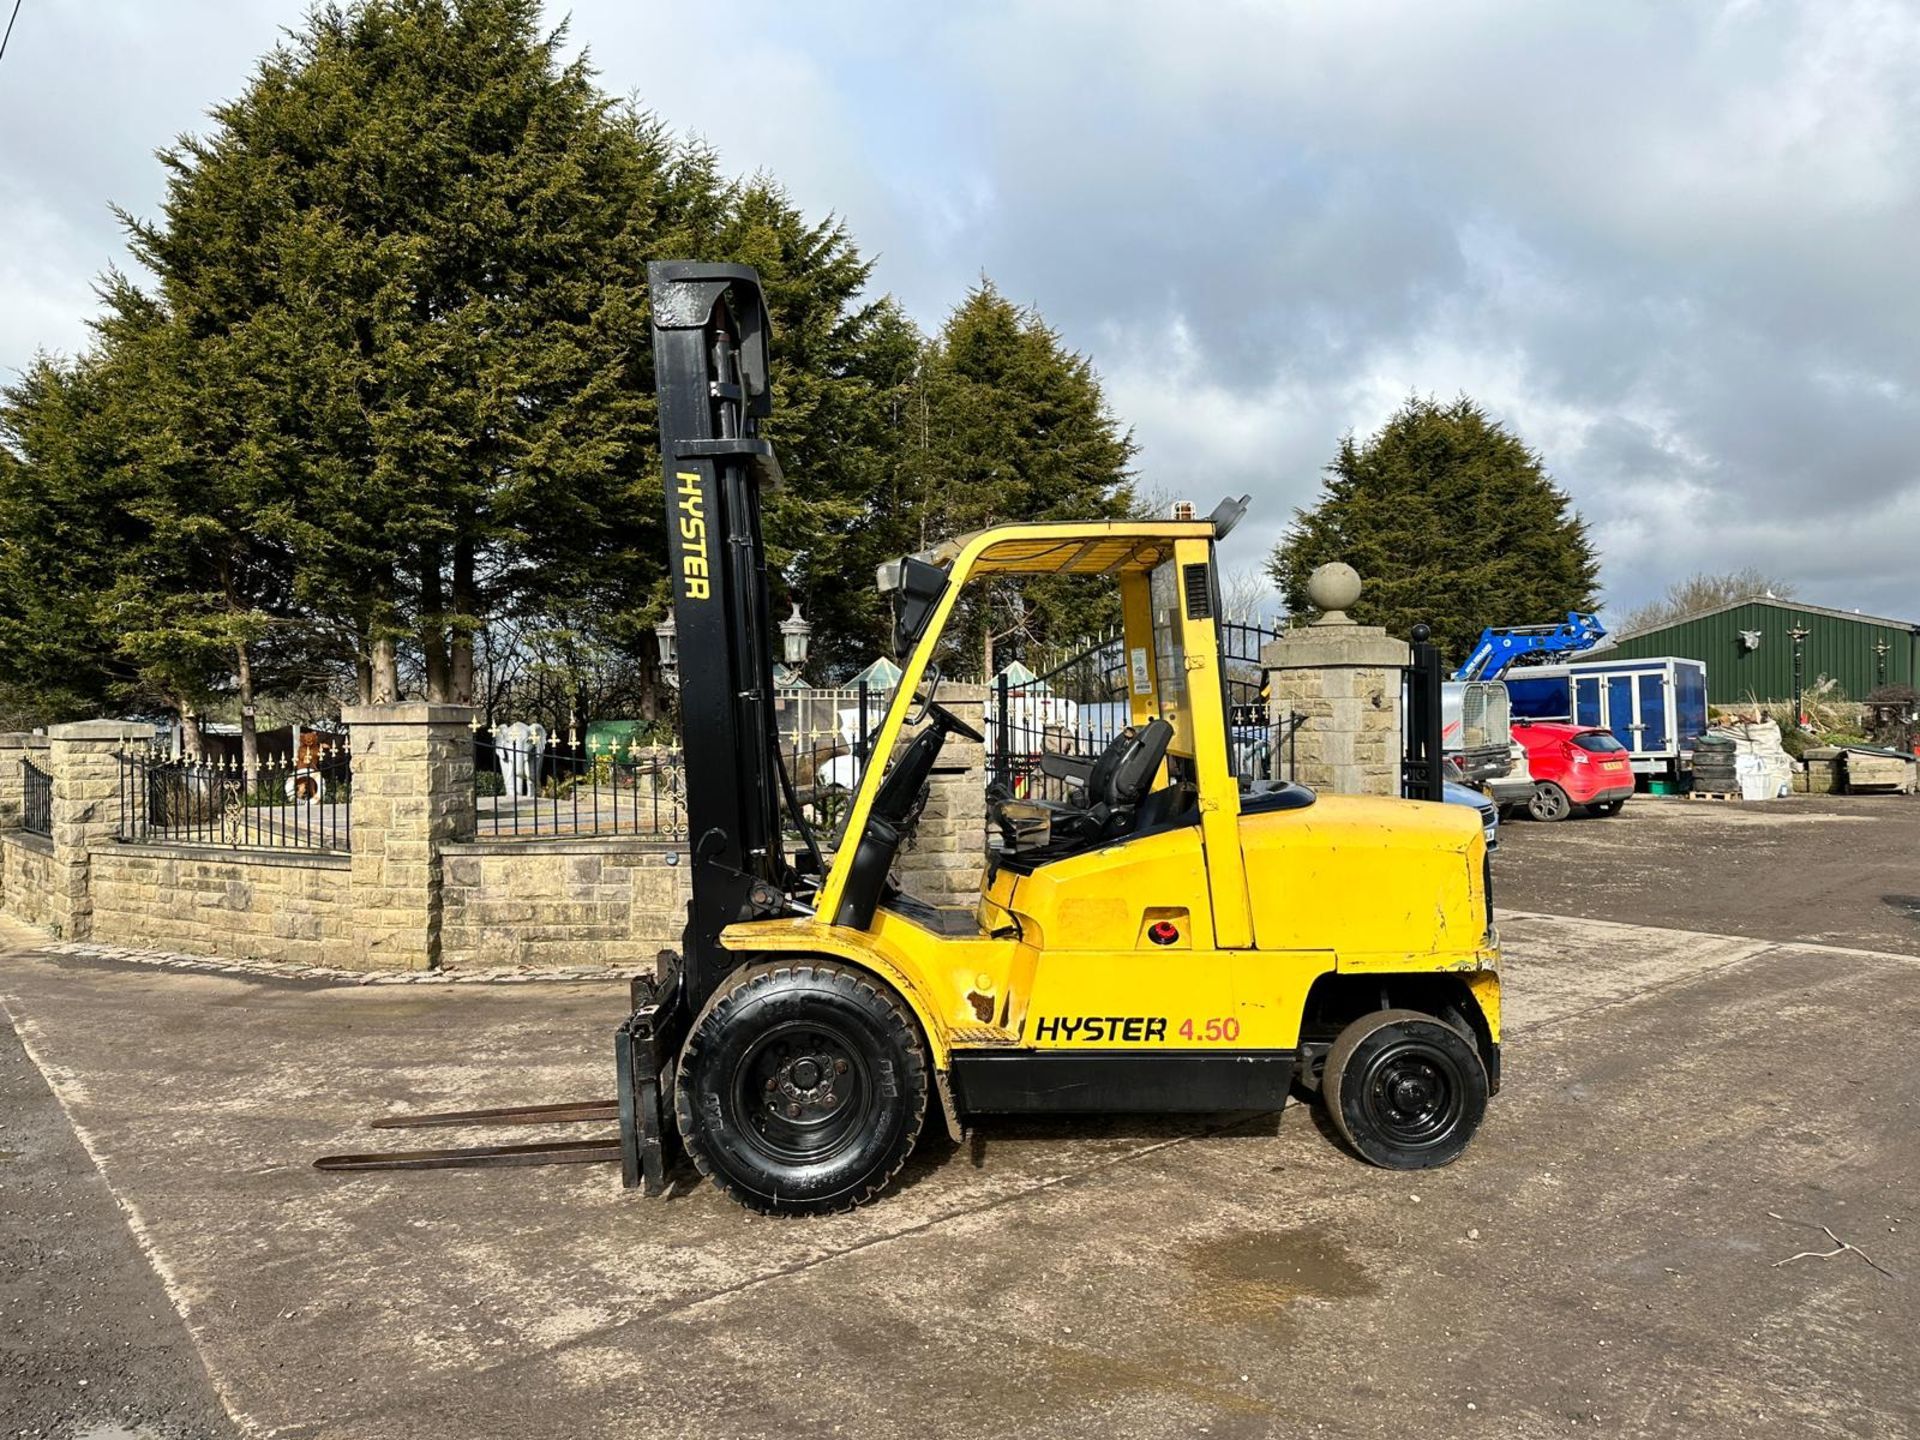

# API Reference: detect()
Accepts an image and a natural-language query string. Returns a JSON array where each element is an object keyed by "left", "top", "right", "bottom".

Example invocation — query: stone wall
[
  {"left": 47, "top": 720, "right": 156, "bottom": 938},
  {"left": 0, "top": 833, "right": 55, "bottom": 929},
  {"left": 0, "top": 691, "right": 997, "bottom": 971},
  {"left": 1262, "top": 624, "right": 1409, "bottom": 796},
  {"left": 440, "top": 839, "right": 690, "bottom": 971},
  {"left": 340, "top": 703, "right": 475, "bottom": 972},
  {"left": 87, "top": 843, "right": 352, "bottom": 967},
  {"left": 0, "top": 733, "right": 50, "bottom": 829},
  {"left": 890, "top": 684, "right": 989, "bottom": 909}
]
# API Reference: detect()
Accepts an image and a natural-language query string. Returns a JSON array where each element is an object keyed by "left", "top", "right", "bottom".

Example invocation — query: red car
[{"left": 1511, "top": 722, "right": 1635, "bottom": 821}]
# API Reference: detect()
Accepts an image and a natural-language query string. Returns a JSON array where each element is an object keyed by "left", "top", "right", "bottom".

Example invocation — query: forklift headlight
[{"left": 876, "top": 559, "right": 904, "bottom": 594}]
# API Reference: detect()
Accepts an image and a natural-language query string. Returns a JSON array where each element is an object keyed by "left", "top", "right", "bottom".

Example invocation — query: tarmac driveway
[{"left": 2, "top": 906, "right": 1916, "bottom": 1440}]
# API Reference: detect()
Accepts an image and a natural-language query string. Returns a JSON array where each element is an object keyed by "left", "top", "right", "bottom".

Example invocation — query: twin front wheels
[{"left": 674, "top": 962, "right": 1490, "bottom": 1216}]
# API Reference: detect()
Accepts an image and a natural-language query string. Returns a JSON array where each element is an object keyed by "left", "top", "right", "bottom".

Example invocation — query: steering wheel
[{"left": 924, "top": 698, "right": 984, "bottom": 743}]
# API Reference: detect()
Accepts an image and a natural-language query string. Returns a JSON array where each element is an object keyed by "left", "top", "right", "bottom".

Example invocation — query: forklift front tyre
[
  {"left": 674, "top": 961, "right": 929, "bottom": 1215},
  {"left": 1322, "top": 1009, "right": 1488, "bottom": 1170}
]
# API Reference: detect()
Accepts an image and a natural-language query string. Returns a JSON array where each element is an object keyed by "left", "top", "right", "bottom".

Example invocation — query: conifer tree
[
  {"left": 0, "top": 355, "right": 145, "bottom": 725},
  {"left": 95, "top": 0, "right": 908, "bottom": 717},
  {"left": 1269, "top": 396, "right": 1599, "bottom": 665},
  {"left": 890, "top": 282, "right": 1136, "bottom": 676}
]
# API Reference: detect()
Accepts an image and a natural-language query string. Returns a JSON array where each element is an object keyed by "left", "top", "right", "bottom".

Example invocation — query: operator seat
[{"left": 1041, "top": 717, "right": 1176, "bottom": 847}]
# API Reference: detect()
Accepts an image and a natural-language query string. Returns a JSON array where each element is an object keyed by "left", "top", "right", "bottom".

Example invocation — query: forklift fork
[{"left": 314, "top": 964, "right": 689, "bottom": 1184}]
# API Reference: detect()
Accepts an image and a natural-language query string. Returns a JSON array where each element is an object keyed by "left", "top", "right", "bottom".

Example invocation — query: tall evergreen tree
[
  {"left": 120, "top": 0, "right": 680, "bottom": 709},
  {"left": 105, "top": 2, "right": 910, "bottom": 716},
  {"left": 2, "top": 1, "right": 1134, "bottom": 722},
  {"left": 1268, "top": 396, "right": 1599, "bottom": 665},
  {"left": 889, "top": 282, "right": 1136, "bottom": 676},
  {"left": 0, "top": 354, "right": 146, "bottom": 725}
]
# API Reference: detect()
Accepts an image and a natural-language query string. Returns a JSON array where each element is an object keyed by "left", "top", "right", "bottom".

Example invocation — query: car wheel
[
  {"left": 1322, "top": 1008, "right": 1488, "bottom": 1169},
  {"left": 675, "top": 961, "right": 928, "bottom": 1215},
  {"left": 1526, "top": 783, "right": 1573, "bottom": 822}
]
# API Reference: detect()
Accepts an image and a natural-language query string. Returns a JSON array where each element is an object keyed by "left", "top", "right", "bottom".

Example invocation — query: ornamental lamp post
[
  {"left": 654, "top": 612, "right": 678, "bottom": 685},
  {"left": 779, "top": 601, "right": 812, "bottom": 675}
]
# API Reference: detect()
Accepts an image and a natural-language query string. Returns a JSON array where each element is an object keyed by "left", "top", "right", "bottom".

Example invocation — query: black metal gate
[{"left": 1400, "top": 624, "right": 1447, "bottom": 801}]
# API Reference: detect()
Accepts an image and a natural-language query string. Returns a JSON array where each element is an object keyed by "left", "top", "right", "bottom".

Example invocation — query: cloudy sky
[{"left": 4, "top": 0, "right": 1917, "bottom": 621}]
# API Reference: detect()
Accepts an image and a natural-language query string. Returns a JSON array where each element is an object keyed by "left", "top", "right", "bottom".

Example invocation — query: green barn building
[{"left": 1604, "top": 598, "right": 1920, "bottom": 706}]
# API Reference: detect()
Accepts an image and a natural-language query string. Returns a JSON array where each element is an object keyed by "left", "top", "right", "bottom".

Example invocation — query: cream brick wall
[
  {"left": 1261, "top": 626, "right": 1409, "bottom": 797},
  {"left": 439, "top": 839, "right": 690, "bottom": 971},
  {"left": 341, "top": 703, "right": 476, "bottom": 972},
  {"left": 88, "top": 844, "right": 351, "bottom": 966},
  {"left": 0, "top": 691, "right": 994, "bottom": 971},
  {"left": 891, "top": 684, "right": 989, "bottom": 909},
  {"left": 46, "top": 720, "right": 155, "bottom": 939},
  {"left": 0, "top": 733, "right": 49, "bottom": 830},
  {"left": 1, "top": 833, "right": 56, "bottom": 929}
]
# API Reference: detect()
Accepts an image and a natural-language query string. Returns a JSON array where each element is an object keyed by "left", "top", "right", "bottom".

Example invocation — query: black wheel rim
[
  {"left": 732, "top": 1021, "right": 873, "bottom": 1166},
  {"left": 1354, "top": 1036, "right": 1470, "bottom": 1152}
]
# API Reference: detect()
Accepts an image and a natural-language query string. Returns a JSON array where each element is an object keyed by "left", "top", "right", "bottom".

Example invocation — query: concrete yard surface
[
  {"left": 3, "top": 905, "right": 1916, "bottom": 1439},
  {"left": 1498, "top": 792, "right": 1920, "bottom": 956}
]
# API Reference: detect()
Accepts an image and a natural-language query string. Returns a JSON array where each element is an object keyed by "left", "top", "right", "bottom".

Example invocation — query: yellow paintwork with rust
[{"left": 721, "top": 514, "right": 1501, "bottom": 1067}]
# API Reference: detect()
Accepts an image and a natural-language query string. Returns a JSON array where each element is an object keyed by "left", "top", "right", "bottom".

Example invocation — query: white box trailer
[{"left": 1503, "top": 656, "right": 1710, "bottom": 780}]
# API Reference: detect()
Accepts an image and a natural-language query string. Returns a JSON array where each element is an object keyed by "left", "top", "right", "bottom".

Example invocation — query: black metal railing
[
  {"left": 475, "top": 689, "right": 898, "bottom": 846},
  {"left": 21, "top": 758, "right": 51, "bottom": 836},
  {"left": 477, "top": 735, "right": 689, "bottom": 841},
  {"left": 117, "top": 747, "right": 352, "bottom": 852}
]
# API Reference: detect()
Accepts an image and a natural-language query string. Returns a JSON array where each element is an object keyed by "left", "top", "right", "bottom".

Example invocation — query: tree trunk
[
  {"left": 370, "top": 638, "right": 399, "bottom": 704},
  {"left": 353, "top": 615, "right": 373, "bottom": 705},
  {"left": 370, "top": 569, "right": 399, "bottom": 703},
  {"left": 179, "top": 705, "right": 205, "bottom": 762},
  {"left": 421, "top": 544, "right": 451, "bottom": 703},
  {"left": 235, "top": 643, "right": 260, "bottom": 780},
  {"left": 639, "top": 649, "right": 659, "bottom": 723},
  {"left": 450, "top": 537, "right": 476, "bottom": 705}
]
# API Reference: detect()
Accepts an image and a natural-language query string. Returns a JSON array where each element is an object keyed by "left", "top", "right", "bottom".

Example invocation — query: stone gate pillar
[
  {"left": 0, "top": 732, "right": 49, "bottom": 830},
  {"left": 342, "top": 703, "right": 477, "bottom": 971},
  {"left": 45, "top": 720, "right": 155, "bottom": 939},
  {"left": 1261, "top": 565, "right": 1409, "bottom": 797},
  {"left": 891, "top": 683, "right": 988, "bottom": 907}
]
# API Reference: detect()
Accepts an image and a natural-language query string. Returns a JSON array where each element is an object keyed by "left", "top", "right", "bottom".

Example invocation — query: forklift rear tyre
[
  {"left": 1322, "top": 1009, "right": 1487, "bottom": 1169},
  {"left": 674, "top": 961, "right": 929, "bottom": 1216},
  {"left": 1526, "top": 783, "right": 1573, "bottom": 822}
]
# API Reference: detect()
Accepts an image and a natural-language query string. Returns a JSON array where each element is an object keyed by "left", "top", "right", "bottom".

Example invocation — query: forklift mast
[{"left": 648, "top": 262, "right": 802, "bottom": 1011}]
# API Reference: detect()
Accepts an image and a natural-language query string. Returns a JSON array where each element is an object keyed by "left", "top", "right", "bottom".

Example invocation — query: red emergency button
[{"left": 1148, "top": 921, "right": 1180, "bottom": 946}]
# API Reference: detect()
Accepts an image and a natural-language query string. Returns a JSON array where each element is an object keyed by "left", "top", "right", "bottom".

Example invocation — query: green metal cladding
[{"left": 1606, "top": 600, "right": 1919, "bottom": 706}]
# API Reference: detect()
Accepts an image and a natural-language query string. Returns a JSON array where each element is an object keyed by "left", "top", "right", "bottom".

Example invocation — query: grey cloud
[{"left": 3, "top": 0, "right": 1914, "bottom": 621}]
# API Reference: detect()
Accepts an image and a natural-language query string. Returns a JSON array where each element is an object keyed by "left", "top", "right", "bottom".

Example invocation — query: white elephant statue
[{"left": 495, "top": 721, "right": 548, "bottom": 800}]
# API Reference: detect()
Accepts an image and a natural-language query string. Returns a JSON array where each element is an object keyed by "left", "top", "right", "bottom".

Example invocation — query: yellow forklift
[{"left": 322, "top": 263, "right": 1501, "bottom": 1212}]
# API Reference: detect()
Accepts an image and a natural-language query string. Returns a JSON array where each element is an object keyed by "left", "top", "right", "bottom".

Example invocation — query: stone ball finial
[{"left": 1306, "top": 562, "right": 1362, "bottom": 625}]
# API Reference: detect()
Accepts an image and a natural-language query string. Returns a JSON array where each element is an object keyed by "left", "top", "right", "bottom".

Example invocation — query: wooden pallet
[{"left": 1687, "top": 790, "right": 1740, "bottom": 802}]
